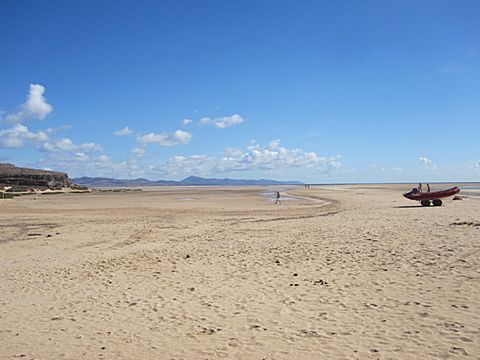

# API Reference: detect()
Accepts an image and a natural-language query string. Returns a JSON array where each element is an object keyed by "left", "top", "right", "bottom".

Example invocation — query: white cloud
[
  {"left": 113, "top": 126, "right": 133, "bottom": 136},
  {"left": 35, "top": 148, "right": 104, "bottom": 174},
  {"left": 149, "top": 140, "right": 341, "bottom": 177},
  {"left": 46, "top": 124, "right": 72, "bottom": 134},
  {"left": 41, "top": 138, "right": 102, "bottom": 153},
  {"left": 266, "top": 139, "right": 280, "bottom": 150},
  {"left": 138, "top": 129, "right": 192, "bottom": 146},
  {"left": 34, "top": 140, "right": 342, "bottom": 180},
  {"left": 38, "top": 154, "right": 143, "bottom": 178},
  {"left": 98, "top": 155, "right": 111, "bottom": 162},
  {"left": 182, "top": 119, "right": 193, "bottom": 126},
  {"left": 131, "top": 147, "right": 145, "bottom": 156},
  {"left": 392, "top": 166, "right": 403, "bottom": 171},
  {"left": 6, "top": 84, "right": 53, "bottom": 123},
  {"left": 418, "top": 156, "right": 437, "bottom": 170},
  {"left": 418, "top": 156, "right": 432, "bottom": 164},
  {"left": 74, "top": 152, "right": 89, "bottom": 161},
  {"left": 198, "top": 114, "right": 244, "bottom": 128},
  {"left": 0, "top": 124, "right": 49, "bottom": 148}
]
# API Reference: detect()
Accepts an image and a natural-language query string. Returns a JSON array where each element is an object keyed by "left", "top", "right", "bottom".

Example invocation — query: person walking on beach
[
  {"left": 274, "top": 191, "right": 281, "bottom": 205},
  {"left": 427, "top": 183, "right": 431, "bottom": 192},
  {"left": 418, "top": 182, "right": 423, "bottom": 192}
]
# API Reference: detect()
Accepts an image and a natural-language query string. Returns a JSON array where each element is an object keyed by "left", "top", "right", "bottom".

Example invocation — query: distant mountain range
[{"left": 72, "top": 175, "right": 303, "bottom": 187}]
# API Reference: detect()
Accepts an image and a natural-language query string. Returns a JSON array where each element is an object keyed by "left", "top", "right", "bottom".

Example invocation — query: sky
[{"left": 0, "top": 0, "right": 479, "bottom": 182}]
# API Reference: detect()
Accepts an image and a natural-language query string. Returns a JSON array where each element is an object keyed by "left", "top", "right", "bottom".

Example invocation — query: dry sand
[{"left": 0, "top": 185, "right": 479, "bottom": 359}]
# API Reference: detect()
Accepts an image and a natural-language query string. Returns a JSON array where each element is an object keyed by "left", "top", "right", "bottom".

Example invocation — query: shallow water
[{"left": 259, "top": 191, "right": 298, "bottom": 202}]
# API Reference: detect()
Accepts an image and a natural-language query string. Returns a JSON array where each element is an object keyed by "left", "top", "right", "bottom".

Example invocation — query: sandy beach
[{"left": 1, "top": 185, "right": 479, "bottom": 359}]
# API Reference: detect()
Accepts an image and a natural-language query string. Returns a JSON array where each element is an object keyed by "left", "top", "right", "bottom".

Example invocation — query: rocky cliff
[{"left": 0, "top": 163, "right": 72, "bottom": 190}]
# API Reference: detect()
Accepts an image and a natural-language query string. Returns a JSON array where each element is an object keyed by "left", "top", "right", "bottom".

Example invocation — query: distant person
[
  {"left": 427, "top": 183, "right": 431, "bottom": 192},
  {"left": 418, "top": 182, "right": 423, "bottom": 192},
  {"left": 274, "top": 191, "right": 281, "bottom": 205}
]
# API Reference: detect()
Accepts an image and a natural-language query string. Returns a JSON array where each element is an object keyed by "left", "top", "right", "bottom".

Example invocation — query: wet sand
[{"left": 0, "top": 185, "right": 479, "bottom": 359}]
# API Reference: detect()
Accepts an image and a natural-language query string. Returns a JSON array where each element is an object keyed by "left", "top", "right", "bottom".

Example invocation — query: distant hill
[
  {"left": 72, "top": 177, "right": 177, "bottom": 187},
  {"left": 73, "top": 175, "right": 303, "bottom": 187},
  {"left": 178, "top": 176, "right": 303, "bottom": 186}
]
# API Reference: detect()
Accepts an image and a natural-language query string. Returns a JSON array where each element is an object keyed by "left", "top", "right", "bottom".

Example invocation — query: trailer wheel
[
  {"left": 421, "top": 200, "right": 431, "bottom": 207},
  {"left": 432, "top": 199, "right": 442, "bottom": 206}
]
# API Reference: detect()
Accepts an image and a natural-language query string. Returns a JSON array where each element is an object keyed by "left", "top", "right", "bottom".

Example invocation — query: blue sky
[{"left": 0, "top": 0, "right": 479, "bottom": 182}]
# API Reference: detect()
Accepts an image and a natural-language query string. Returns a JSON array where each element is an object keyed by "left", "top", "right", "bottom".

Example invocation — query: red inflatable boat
[{"left": 403, "top": 187, "right": 460, "bottom": 206}]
